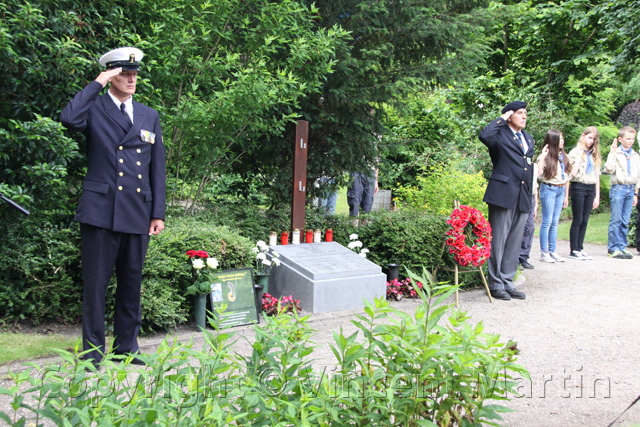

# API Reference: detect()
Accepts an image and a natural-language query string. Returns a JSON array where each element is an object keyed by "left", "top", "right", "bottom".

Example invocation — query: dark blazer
[
  {"left": 61, "top": 81, "right": 166, "bottom": 234},
  {"left": 479, "top": 117, "right": 534, "bottom": 212}
]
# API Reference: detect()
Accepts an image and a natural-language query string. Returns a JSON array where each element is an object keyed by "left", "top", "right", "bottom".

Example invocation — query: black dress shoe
[
  {"left": 519, "top": 260, "right": 534, "bottom": 269},
  {"left": 113, "top": 353, "right": 147, "bottom": 366},
  {"left": 505, "top": 289, "right": 526, "bottom": 299},
  {"left": 490, "top": 290, "right": 511, "bottom": 300}
]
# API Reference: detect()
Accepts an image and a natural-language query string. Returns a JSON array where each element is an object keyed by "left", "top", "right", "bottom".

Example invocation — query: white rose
[
  {"left": 348, "top": 241, "right": 363, "bottom": 249},
  {"left": 256, "top": 240, "right": 268, "bottom": 250},
  {"left": 257, "top": 252, "right": 266, "bottom": 260},
  {"left": 361, "top": 248, "right": 369, "bottom": 254},
  {"left": 192, "top": 259, "right": 205, "bottom": 270},
  {"left": 261, "top": 259, "right": 272, "bottom": 266},
  {"left": 349, "top": 233, "right": 359, "bottom": 241},
  {"left": 206, "top": 257, "right": 219, "bottom": 269}
]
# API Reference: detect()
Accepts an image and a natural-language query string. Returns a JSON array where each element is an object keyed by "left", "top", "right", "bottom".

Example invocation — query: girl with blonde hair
[{"left": 567, "top": 126, "right": 601, "bottom": 260}]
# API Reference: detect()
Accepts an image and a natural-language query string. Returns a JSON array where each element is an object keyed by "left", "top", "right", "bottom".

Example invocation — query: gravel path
[{"left": 1, "top": 240, "right": 639, "bottom": 426}]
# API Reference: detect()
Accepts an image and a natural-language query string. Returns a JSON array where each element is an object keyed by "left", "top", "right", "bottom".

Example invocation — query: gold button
[
  {"left": 119, "top": 146, "right": 123, "bottom": 150},
  {"left": 136, "top": 161, "right": 141, "bottom": 166},
  {"left": 138, "top": 174, "right": 142, "bottom": 179},
  {"left": 118, "top": 186, "right": 123, "bottom": 191},
  {"left": 119, "top": 172, "right": 124, "bottom": 177},
  {"left": 136, "top": 149, "right": 141, "bottom": 153},
  {"left": 119, "top": 159, "right": 124, "bottom": 163},
  {"left": 136, "top": 188, "right": 141, "bottom": 193}
]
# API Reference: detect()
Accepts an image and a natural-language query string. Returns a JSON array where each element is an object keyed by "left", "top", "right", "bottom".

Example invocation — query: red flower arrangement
[
  {"left": 386, "top": 278, "right": 423, "bottom": 301},
  {"left": 445, "top": 205, "right": 492, "bottom": 267},
  {"left": 186, "top": 250, "right": 209, "bottom": 259},
  {"left": 262, "top": 293, "right": 302, "bottom": 316}
]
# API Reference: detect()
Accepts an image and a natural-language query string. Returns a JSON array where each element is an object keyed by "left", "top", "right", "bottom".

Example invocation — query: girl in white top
[
  {"left": 567, "top": 127, "right": 601, "bottom": 260},
  {"left": 536, "top": 129, "right": 579, "bottom": 263}
]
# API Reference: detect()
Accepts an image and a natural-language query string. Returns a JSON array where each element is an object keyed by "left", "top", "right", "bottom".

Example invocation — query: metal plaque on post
[{"left": 292, "top": 120, "right": 308, "bottom": 231}]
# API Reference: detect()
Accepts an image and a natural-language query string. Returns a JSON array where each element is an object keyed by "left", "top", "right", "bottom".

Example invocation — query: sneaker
[
  {"left": 549, "top": 252, "right": 565, "bottom": 262},
  {"left": 610, "top": 250, "right": 627, "bottom": 259},
  {"left": 578, "top": 250, "right": 592, "bottom": 260},
  {"left": 622, "top": 249, "right": 634, "bottom": 259},
  {"left": 569, "top": 251, "right": 586, "bottom": 260},
  {"left": 539, "top": 252, "right": 556, "bottom": 263}
]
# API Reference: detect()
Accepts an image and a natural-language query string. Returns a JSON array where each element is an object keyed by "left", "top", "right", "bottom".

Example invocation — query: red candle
[
  {"left": 281, "top": 231, "right": 289, "bottom": 245},
  {"left": 325, "top": 229, "right": 333, "bottom": 242},
  {"left": 305, "top": 229, "right": 313, "bottom": 243}
]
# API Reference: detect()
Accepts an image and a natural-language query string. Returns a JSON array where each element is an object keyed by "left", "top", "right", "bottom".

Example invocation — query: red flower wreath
[{"left": 445, "top": 205, "right": 492, "bottom": 267}]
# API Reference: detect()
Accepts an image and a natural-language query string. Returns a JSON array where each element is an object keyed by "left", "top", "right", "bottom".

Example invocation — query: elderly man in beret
[
  {"left": 61, "top": 47, "right": 166, "bottom": 367},
  {"left": 479, "top": 101, "right": 535, "bottom": 301}
]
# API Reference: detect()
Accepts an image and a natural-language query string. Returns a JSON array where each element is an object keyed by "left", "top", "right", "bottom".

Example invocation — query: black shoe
[
  {"left": 519, "top": 260, "right": 534, "bottom": 269},
  {"left": 490, "top": 290, "right": 511, "bottom": 300},
  {"left": 113, "top": 353, "right": 147, "bottom": 366},
  {"left": 505, "top": 289, "right": 526, "bottom": 299}
]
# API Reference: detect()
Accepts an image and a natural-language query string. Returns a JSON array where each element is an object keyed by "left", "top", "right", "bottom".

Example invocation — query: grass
[
  {"left": 556, "top": 211, "right": 610, "bottom": 245},
  {"left": 0, "top": 333, "right": 78, "bottom": 365}
]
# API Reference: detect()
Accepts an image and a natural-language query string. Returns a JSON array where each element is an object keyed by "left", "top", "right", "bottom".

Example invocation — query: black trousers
[
  {"left": 569, "top": 182, "right": 596, "bottom": 253},
  {"left": 81, "top": 224, "right": 150, "bottom": 362}
]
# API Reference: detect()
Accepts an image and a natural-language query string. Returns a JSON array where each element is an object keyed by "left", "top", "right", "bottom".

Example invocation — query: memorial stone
[{"left": 268, "top": 242, "right": 386, "bottom": 313}]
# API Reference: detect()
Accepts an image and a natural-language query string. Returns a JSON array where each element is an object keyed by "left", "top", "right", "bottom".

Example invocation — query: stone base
[{"left": 268, "top": 242, "right": 386, "bottom": 313}]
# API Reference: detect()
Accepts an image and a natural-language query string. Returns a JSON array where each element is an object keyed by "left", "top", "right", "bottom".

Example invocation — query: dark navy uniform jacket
[
  {"left": 61, "top": 81, "right": 166, "bottom": 234},
  {"left": 479, "top": 117, "right": 534, "bottom": 213}
]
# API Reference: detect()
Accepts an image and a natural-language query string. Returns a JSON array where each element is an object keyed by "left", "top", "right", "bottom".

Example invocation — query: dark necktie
[
  {"left": 516, "top": 132, "right": 528, "bottom": 153},
  {"left": 120, "top": 103, "right": 132, "bottom": 125}
]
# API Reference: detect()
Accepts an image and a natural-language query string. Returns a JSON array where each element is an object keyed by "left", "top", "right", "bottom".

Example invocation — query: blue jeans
[
  {"left": 539, "top": 183, "right": 565, "bottom": 253},
  {"left": 317, "top": 177, "right": 338, "bottom": 215},
  {"left": 608, "top": 184, "right": 635, "bottom": 252}
]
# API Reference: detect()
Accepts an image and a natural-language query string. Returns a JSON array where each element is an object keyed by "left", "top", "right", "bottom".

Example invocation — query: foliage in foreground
[{"left": 0, "top": 272, "right": 529, "bottom": 426}]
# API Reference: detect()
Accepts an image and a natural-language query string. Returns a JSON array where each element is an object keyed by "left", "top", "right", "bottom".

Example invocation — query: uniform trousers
[
  {"left": 487, "top": 204, "right": 528, "bottom": 291},
  {"left": 81, "top": 223, "right": 150, "bottom": 362},
  {"left": 519, "top": 195, "right": 536, "bottom": 263}
]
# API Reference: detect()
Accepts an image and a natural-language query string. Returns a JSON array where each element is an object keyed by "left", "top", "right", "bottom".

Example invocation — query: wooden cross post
[{"left": 291, "top": 120, "right": 309, "bottom": 232}]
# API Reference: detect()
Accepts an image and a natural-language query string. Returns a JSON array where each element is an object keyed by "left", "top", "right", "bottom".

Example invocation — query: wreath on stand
[{"left": 445, "top": 205, "right": 492, "bottom": 267}]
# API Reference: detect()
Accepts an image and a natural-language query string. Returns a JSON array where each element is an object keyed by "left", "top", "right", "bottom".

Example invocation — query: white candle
[
  {"left": 313, "top": 229, "right": 321, "bottom": 243},
  {"left": 292, "top": 229, "right": 300, "bottom": 244},
  {"left": 269, "top": 231, "right": 277, "bottom": 246}
]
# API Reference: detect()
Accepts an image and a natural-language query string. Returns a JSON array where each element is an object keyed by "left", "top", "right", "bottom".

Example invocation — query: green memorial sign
[{"left": 209, "top": 268, "right": 259, "bottom": 328}]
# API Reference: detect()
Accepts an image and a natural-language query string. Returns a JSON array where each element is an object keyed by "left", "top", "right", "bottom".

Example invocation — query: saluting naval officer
[
  {"left": 479, "top": 101, "right": 534, "bottom": 301},
  {"left": 61, "top": 47, "right": 166, "bottom": 365}
]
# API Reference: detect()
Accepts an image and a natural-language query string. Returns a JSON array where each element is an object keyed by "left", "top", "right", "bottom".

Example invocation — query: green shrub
[
  {"left": 0, "top": 272, "right": 528, "bottom": 426},
  {"left": 394, "top": 160, "right": 488, "bottom": 216},
  {"left": 107, "top": 217, "right": 256, "bottom": 333}
]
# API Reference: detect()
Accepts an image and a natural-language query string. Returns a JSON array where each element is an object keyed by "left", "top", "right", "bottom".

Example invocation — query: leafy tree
[
  {"left": 128, "top": 0, "right": 346, "bottom": 211},
  {"left": 228, "top": 0, "right": 493, "bottom": 205}
]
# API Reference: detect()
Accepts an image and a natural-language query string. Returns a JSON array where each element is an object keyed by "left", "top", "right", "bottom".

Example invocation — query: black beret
[{"left": 501, "top": 101, "right": 527, "bottom": 114}]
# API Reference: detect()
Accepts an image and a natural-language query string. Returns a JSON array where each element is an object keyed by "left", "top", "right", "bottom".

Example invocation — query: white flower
[
  {"left": 272, "top": 258, "right": 281, "bottom": 266},
  {"left": 192, "top": 259, "right": 205, "bottom": 270},
  {"left": 272, "top": 251, "right": 280, "bottom": 258},
  {"left": 206, "top": 257, "right": 219, "bottom": 269},
  {"left": 256, "top": 252, "right": 266, "bottom": 260},
  {"left": 361, "top": 248, "right": 369, "bottom": 254},
  {"left": 251, "top": 247, "right": 259, "bottom": 253},
  {"left": 261, "top": 259, "right": 271, "bottom": 266},
  {"left": 359, "top": 252, "right": 367, "bottom": 258},
  {"left": 349, "top": 233, "right": 359, "bottom": 241},
  {"left": 256, "top": 240, "right": 268, "bottom": 250},
  {"left": 348, "top": 241, "right": 363, "bottom": 249}
]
